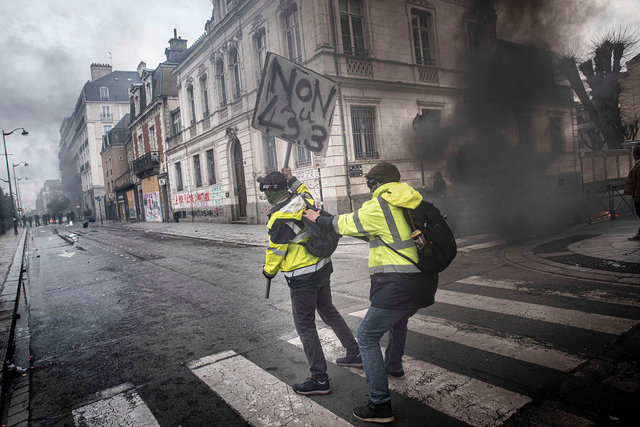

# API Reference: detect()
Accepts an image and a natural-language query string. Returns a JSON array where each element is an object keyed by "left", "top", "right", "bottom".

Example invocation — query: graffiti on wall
[
  {"left": 173, "top": 185, "right": 225, "bottom": 209},
  {"left": 143, "top": 191, "right": 163, "bottom": 222}
]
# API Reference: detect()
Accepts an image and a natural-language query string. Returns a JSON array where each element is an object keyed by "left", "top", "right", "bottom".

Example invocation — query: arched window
[
  {"left": 230, "top": 48, "right": 241, "bottom": 100},
  {"left": 216, "top": 59, "right": 227, "bottom": 107}
]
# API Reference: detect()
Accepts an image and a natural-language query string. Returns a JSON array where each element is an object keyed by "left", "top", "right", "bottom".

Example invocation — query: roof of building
[
  {"left": 112, "top": 113, "right": 130, "bottom": 130},
  {"left": 84, "top": 71, "right": 142, "bottom": 102},
  {"left": 627, "top": 52, "right": 640, "bottom": 66}
]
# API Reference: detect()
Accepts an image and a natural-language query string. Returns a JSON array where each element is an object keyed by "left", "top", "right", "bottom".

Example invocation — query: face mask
[{"left": 265, "top": 190, "right": 290, "bottom": 205}]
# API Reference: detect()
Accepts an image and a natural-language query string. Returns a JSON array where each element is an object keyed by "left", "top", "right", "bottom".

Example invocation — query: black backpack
[
  {"left": 379, "top": 199, "right": 457, "bottom": 274},
  {"left": 299, "top": 199, "right": 341, "bottom": 258}
]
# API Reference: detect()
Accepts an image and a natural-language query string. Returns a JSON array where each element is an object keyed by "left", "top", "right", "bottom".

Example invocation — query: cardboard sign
[{"left": 252, "top": 52, "right": 337, "bottom": 157}]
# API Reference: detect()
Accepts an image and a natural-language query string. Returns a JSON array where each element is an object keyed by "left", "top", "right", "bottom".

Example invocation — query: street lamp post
[
  {"left": 2, "top": 128, "right": 29, "bottom": 234},
  {"left": 12, "top": 161, "right": 28, "bottom": 216},
  {"left": 14, "top": 177, "right": 28, "bottom": 215}
]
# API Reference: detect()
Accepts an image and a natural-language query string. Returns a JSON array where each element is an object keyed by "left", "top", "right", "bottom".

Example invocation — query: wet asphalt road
[{"left": 25, "top": 225, "right": 640, "bottom": 426}]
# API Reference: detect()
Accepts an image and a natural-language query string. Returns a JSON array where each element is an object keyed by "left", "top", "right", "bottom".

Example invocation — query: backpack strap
[{"left": 378, "top": 237, "right": 425, "bottom": 274}]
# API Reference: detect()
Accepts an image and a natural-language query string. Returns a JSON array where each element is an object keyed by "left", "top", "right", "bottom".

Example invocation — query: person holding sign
[
  {"left": 303, "top": 161, "right": 438, "bottom": 423},
  {"left": 259, "top": 168, "right": 361, "bottom": 396}
]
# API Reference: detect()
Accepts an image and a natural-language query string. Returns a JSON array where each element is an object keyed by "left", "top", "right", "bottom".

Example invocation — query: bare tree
[{"left": 558, "top": 27, "right": 639, "bottom": 150}]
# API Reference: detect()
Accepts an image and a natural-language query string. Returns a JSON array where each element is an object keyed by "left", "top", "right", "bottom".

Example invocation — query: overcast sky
[{"left": 0, "top": 0, "right": 638, "bottom": 210}]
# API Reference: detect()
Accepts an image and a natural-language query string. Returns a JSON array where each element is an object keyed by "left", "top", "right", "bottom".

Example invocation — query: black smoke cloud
[{"left": 416, "top": 1, "right": 588, "bottom": 237}]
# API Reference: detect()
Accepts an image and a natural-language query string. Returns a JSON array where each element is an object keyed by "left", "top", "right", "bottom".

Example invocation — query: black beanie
[
  {"left": 257, "top": 171, "right": 288, "bottom": 191},
  {"left": 365, "top": 161, "right": 400, "bottom": 183}
]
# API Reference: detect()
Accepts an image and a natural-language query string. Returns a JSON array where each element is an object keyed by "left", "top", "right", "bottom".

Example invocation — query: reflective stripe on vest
[
  {"left": 290, "top": 229, "right": 311, "bottom": 243},
  {"left": 270, "top": 248, "right": 287, "bottom": 256},
  {"left": 282, "top": 256, "right": 331, "bottom": 278},
  {"left": 353, "top": 210, "right": 370, "bottom": 239},
  {"left": 369, "top": 197, "right": 420, "bottom": 274},
  {"left": 370, "top": 264, "right": 421, "bottom": 274}
]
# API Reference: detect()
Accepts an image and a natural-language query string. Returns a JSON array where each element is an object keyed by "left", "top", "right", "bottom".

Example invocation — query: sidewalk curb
[
  {"left": 0, "top": 229, "right": 30, "bottom": 427},
  {"left": 504, "top": 243, "right": 640, "bottom": 285}
]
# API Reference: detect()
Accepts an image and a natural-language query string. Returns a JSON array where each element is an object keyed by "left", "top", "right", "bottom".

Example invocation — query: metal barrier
[{"left": 585, "top": 179, "right": 635, "bottom": 224}]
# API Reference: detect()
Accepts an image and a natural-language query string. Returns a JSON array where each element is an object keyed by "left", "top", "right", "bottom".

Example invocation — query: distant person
[
  {"left": 21, "top": 215, "right": 27, "bottom": 227},
  {"left": 432, "top": 172, "right": 446, "bottom": 198},
  {"left": 28, "top": 216, "right": 33, "bottom": 227},
  {"left": 258, "top": 168, "right": 361, "bottom": 396},
  {"left": 623, "top": 145, "right": 640, "bottom": 240},
  {"left": 34, "top": 214, "right": 40, "bottom": 226},
  {"left": 57, "top": 213, "right": 63, "bottom": 224}
]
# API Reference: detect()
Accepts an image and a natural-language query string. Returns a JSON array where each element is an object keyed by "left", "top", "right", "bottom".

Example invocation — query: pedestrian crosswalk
[{"left": 70, "top": 274, "right": 639, "bottom": 426}]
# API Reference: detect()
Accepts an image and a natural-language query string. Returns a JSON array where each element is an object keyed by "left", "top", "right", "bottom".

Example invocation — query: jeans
[
  {"left": 357, "top": 306, "right": 416, "bottom": 404},
  {"left": 290, "top": 278, "right": 359, "bottom": 380}
]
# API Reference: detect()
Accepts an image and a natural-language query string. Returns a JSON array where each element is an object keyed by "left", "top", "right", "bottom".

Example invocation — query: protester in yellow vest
[
  {"left": 304, "top": 161, "right": 438, "bottom": 423},
  {"left": 259, "top": 168, "right": 360, "bottom": 396}
]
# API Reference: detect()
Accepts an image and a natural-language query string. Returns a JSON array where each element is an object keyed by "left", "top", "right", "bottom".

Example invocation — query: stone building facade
[
  {"left": 59, "top": 64, "right": 141, "bottom": 218},
  {"left": 129, "top": 32, "right": 187, "bottom": 222},
  {"left": 165, "top": 0, "right": 580, "bottom": 228}
]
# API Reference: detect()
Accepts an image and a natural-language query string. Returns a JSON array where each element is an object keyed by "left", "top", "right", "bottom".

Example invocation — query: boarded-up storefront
[
  {"left": 126, "top": 189, "right": 137, "bottom": 220},
  {"left": 141, "top": 176, "right": 163, "bottom": 222}
]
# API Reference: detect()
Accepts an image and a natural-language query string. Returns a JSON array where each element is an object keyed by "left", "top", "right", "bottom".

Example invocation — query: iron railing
[{"left": 132, "top": 151, "right": 159, "bottom": 175}]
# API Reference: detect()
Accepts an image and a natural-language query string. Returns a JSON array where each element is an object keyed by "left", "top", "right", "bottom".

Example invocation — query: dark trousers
[{"left": 290, "top": 278, "right": 359, "bottom": 380}]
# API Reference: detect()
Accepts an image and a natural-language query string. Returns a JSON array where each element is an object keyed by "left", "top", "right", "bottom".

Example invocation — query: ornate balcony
[{"left": 132, "top": 151, "right": 159, "bottom": 176}]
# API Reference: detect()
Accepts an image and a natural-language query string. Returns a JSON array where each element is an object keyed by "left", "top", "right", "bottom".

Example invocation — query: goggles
[
  {"left": 366, "top": 178, "right": 379, "bottom": 190},
  {"left": 259, "top": 182, "right": 286, "bottom": 192}
]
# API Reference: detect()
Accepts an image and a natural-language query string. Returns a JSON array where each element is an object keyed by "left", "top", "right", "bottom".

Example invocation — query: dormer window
[{"left": 100, "top": 87, "right": 109, "bottom": 100}]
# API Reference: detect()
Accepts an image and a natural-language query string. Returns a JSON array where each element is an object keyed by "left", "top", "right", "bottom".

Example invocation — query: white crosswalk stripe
[
  {"left": 349, "top": 309, "right": 586, "bottom": 371},
  {"left": 72, "top": 383, "right": 159, "bottom": 426},
  {"left": 436, "top": 289, "right": 639, "bottom": 335},
  {"left": 288, "top": 328, "right": 531, "bottom": 426},
  {"left": 72, "top": 270, "right": 638, "bottom": 426},
  {"left": 187, "top": 350, "right": 353, "bottom": 427},
  {"left": 457, "top": 275, "right": 640, "bottom": 307}
]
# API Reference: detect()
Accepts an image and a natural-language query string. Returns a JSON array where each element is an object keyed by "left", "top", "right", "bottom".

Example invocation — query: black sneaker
[
  {"left": 292, "top": 378, "right": 331, "bottom": 395},
  {"left": 386, "top": 367, "right": 405, "bottom": 378},
  {"left": 336, "top": 353, "right": 363, "bottom": 368},
  {"left": 353, "top": 399, "right": 394, "bottom": 423},
  {"left": 628, "top": 234, "right": 640, "bottom": 241}
]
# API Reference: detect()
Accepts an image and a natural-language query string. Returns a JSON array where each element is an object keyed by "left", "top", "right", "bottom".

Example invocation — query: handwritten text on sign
[{"left": 252, "top": 52, "right": 337, "bottom": 157}]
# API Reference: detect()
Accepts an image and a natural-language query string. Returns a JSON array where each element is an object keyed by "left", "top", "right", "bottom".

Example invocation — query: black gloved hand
[{"left": 262, "top": 269, "right": 276, "bottom": 279}]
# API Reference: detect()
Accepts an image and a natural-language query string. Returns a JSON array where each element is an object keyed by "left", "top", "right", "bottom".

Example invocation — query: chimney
[
  {"left": 165, "top": 29, "right": 188, "bottom": 63},
  {"left": 90, "top": 63, "right": 112, "bottom": 81},
  {"left": 137, "top": 61, "right": 147, "bottom": 78}
]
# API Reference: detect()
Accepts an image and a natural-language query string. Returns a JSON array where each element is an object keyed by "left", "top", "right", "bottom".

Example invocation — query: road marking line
[
  {"left": 188, "top": 350, "right": 353, "bottom": 427},
  {"left": 436, "top": 290, "right": 638, "bottom": 335},
  {"left": 457, "top": 239, "right": 507, "bottom": 252},
  {"left": 289, "top": 329, "right": 530, "bottom": 426},
  {"left": 72, "top": 386, "right": 159, "bottom": 426},
  {"left": 349, "top": 309, "right": 585, "bottom": 371},
  {"left": 457, "top": 276, "right": 640, "bottom": 308}
]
